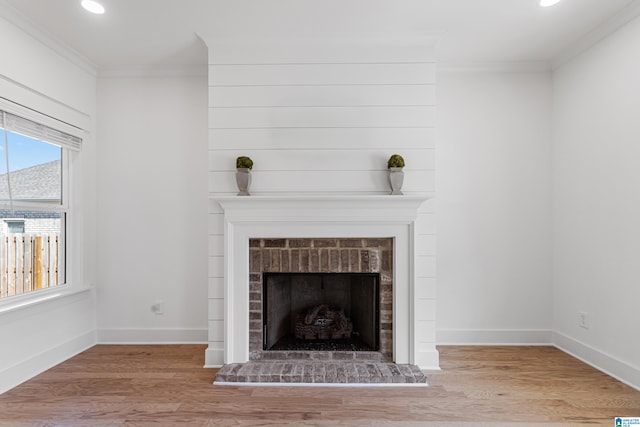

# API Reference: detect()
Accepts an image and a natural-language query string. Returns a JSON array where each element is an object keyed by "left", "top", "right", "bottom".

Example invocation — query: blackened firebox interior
[{"left": 263, "top": 273, "right": 380, "bottom": 352}]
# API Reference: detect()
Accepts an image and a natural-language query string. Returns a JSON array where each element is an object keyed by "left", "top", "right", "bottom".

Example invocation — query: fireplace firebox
[{"left": 263, "top": 273, "right": 380, "bottom": 352}]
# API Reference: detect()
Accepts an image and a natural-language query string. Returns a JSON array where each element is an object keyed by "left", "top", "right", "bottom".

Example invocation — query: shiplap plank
[
  {"left": 208, "top": 277, "right": 224, "bottom": 299},
  {"left": 209, "top": 106, "right": 435, "bottom": 129},
  {"left": 415, "top": 300, "right": 436, "bottom": 323},
  {"left": 416, "top": 320, "right": 437, "bottom": 342},
  {"left": 208, "top": 213, "right": 224, "bottom": 235},
  {"left": 210, "top": 63, "right": 435, "bottom": 86},
  {"left": 207, "top": 320, "right": 224, "bottom": 341},
  {"left": 416, "top": 213, "right": 436, "bottom": 234},
  {"left": 415, "top": 277, "right": 436, "bottom": 300},
  {"left": 208, "top": 299, "right": 225, "bottom": 320},
  {"left": 416, "top": 255, "right": 436, "bottom": 278},
  {"left": 209, "top": 127, "right": 436, "bottom": 150},
  {"left": 210, "top": 84, "right": 435, "bottom": 107},
  {"left": 416, "top": 234, "right": 436, "bottom": 256},
  {"left": 208, "top": 199, "right": 224, "bottom": 214},
  {"left": 208, "top": 149, "right": 435, "bottom": 172},
  {"left": 208, "top": 235, "right": 224, "bottom": 257},
  {"left": 208, "top": 256, "right": 224, "bottom": 278},
  {"left": 208, "top": 41, "right": 436, "bottom": 65},
  {"left": 419, "top": 198, "right": 436, "bottom": 214},
  {"left": 417, "top": 336, "right": 438, "bottom": 351},
  {"left": 208, "top": 170, "right": 435, "bottom": 194}
]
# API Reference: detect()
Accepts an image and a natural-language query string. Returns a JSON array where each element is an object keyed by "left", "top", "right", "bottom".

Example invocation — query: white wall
[
  {"left": 96, "top": 76, "right": 209, "bottom": 343},
  {"left": 436, "top": 69, "right": 553, "bottom": 344},
  {"left": 205, "top": 40, "right": 437, "bottom": 366},
  {"left": 552, "top": 16, "right": 640, "bottom": 389},
  {"left": 0, "top": 10, "right": 97, "bottom": 393}
]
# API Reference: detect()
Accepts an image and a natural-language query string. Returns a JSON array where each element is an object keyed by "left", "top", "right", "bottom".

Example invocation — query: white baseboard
[
  {"left": 205, "top": 345, "right": 224, "bottom": 368},
  {"left": 415, "top": 349, "right": 440, "bottom": 371},
  {"left": 0, "top": 330, "right": 96, "bottom": 394},
  {"left": 435, "top": 329, "right": 639, "bottom": 390},
  {"left": 97, "top": 328, "right": 208, "bottom": 344},
  {"left": 437, "top": 328, "right": 553, "bottom": 345},
  {"left": 553, "top": 331, "right": 640, "bottom": 391}
]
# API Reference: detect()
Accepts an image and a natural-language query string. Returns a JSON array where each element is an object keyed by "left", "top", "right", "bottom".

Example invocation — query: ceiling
[{"left": 2, "top": 0, "right": 640, "bottom": 72}]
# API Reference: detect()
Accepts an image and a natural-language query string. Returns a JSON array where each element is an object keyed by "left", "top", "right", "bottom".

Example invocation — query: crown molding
[
  {"left": 552, "top": 1, "right": 640, "bottom": 70},
  {"left": 0, "top": 0, "right": 97, "bottom": 77},
  {"left": 437, "top": 61, "right": 551, "bottom": 73},
  {"left": 203, "top": 33, "right": 440, "bottom": 65},
  {"left": 97, "top": 64, "right": 208, "bottom": 78}
]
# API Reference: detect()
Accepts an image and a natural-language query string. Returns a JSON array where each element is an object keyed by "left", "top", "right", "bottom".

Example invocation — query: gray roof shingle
[{"left": 0, "top": 160, "right": 60, "bottom": 202}]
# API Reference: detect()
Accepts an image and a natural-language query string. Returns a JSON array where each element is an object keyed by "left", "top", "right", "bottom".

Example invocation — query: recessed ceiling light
[
  {"left": 539, "top": 0, "right": 562, "bottom": 7},
  {"left": 81, "top": 0, "right": 105, "bottom": 14}
]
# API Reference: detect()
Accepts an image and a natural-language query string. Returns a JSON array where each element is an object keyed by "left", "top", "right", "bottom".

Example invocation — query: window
[
  {"left": 0, "top": 99, "right": 82, "bottom": 300},
  {"left": 5, "top": 220, "right": 25, "bottom": 234}
]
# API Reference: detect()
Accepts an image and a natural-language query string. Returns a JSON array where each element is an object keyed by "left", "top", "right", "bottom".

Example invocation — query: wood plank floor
[{"left": 0, "top": 345, "right": 638, "bottom": 426}]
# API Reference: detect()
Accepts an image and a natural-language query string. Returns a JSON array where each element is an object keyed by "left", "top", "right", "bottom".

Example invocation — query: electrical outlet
[
  {"left": 578, "top": 311, "right": 588, "bottom": 329},
  {"left": 151, "top": 300, "right": 164, "bottom": 315}
]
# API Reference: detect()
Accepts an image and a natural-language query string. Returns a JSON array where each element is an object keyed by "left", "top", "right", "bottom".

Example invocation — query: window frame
[
  {"left": 0, "top": 98, "right": 83, "bottom": 311},
  {"left": 4, "top": 219, "right": 25, "bottom": 234}
]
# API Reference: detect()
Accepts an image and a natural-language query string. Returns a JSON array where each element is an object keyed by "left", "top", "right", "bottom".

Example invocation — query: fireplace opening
[{"left": 263, "top": 272, "right": 380, "bottom": 352}]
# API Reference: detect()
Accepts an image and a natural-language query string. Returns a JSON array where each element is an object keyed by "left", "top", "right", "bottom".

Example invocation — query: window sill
[{"left": 0, "top": 285, "right": 92, "bottom": 317}]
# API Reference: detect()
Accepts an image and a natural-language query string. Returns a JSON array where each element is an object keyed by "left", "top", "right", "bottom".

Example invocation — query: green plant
[
  {"left": 236, "top": 156, "right": 253, "bottom": 170},
  {"left": 387, "top": 154, "right": 405, "bottom": 168}
]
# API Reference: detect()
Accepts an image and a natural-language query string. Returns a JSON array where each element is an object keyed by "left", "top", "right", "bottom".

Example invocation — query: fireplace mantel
[
  {"left": 209, "top": 193, "right": 438, "bottom": 370},
  {"left": 214, "top": 194, "right": 431, "bottom": 223}
]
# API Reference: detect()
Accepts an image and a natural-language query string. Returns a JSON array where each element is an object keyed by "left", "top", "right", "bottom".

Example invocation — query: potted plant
[
  {"left": 235, "top": 156, "right": 253, "bottom": 196},
  {"left": 387, "top": 154, "right": 405, "bottom": 195}
]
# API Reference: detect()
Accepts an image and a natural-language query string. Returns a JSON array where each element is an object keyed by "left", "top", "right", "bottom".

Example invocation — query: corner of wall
[{"left": 0, "top": 328, "right": 96, "bottom": 394}]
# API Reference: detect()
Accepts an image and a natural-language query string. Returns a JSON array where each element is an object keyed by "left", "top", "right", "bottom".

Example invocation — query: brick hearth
[{"left": 215, "top": 360, "right": 426, "bottom": 385}]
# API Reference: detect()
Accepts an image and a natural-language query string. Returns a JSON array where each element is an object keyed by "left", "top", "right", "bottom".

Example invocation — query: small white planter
[
  {"left": 388, "top": 167, "right": 404, "bottom": 195},
  {"left": 236, "top": 168, "right": 252, "bottom": 196}
]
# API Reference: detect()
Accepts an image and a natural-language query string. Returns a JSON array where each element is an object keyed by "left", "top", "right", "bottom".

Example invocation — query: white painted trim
[
  {"left": 97, "top": 328, "right": 208, "bottom": 344},
  {"left": 436, "top": 330, "right": 640, "bottom": 390},
  {"left": 214, "top": 194, "right": 435, "bottom": 368},
  {"left": 0, "top": 286, "right": 92, "bottom": 316},
  {"left": 415, "top": 349, "right": 440, "bottom": 371},
  {"left": 0, "top": 76, "right": 92, "bottom": 129},
  {"left": 552, "top": 2, "right": 640, "bottom": 70},
  {"left": 553, "top": 332, "right": 640, "bottom": 392},
  {"left": 0, "top": 1, "right": 97, "bottom": 76},
  {"left": 437, "top": 62, "right": 551, "bottom": 73},
  {"left": 214, "top": 194, "right": 432, "bottom": 222},
  {"left": 98, "top": 64, "right": 208, "bottom": 78},
  {"left": 204, "top": 37, "right": 438, "bottom": 65},
  {"left": 205, "top": 345, "right": 224, "bottom": 368},
  {"left": 437, "top": 329, "right": 553, "bottom": 345},
  {"left": 0, "top": 329, "right": 96, "bottom": 394}
]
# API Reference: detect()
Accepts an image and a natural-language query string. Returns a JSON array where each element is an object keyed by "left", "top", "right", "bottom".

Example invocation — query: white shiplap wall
[{"left": 206, "top": 40, "right": 437, "bottom": 366}]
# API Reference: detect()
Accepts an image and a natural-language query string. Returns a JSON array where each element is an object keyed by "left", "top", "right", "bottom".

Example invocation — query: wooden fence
[{"left": 0, "top": 233, "right": 60, "bottom": 299}]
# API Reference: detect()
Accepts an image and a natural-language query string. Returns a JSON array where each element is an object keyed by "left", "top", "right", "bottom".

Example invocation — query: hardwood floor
[{"left": 0, "top": 345, "right": 638, "bottom": 426}]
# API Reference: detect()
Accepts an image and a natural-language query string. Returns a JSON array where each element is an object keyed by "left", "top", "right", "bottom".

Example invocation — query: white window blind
[{"left": 0, "top": 98, "right": 82, "bottom": 151}]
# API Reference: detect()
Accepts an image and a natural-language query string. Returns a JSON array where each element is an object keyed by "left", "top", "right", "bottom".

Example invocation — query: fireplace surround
[{"left": 209, "top": 195, "right": 438, "bottom": 370}]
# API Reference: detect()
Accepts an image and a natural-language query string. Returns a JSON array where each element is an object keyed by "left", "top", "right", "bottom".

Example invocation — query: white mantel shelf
[{"left": 212, "top": 193, "right": 432, "bottom": 223}]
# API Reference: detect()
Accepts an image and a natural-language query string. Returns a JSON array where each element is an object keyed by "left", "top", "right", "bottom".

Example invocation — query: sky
[{"left": 0, "top": 130, "right": 61, "bottom": 173}]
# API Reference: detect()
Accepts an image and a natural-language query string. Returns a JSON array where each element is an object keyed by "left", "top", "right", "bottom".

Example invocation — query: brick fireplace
[
  {"left": 249, "top": 238, "right": 393, "bottom": 360},
  {"left": 207, "top": 195, "right": 439, "bottom": 371}
]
